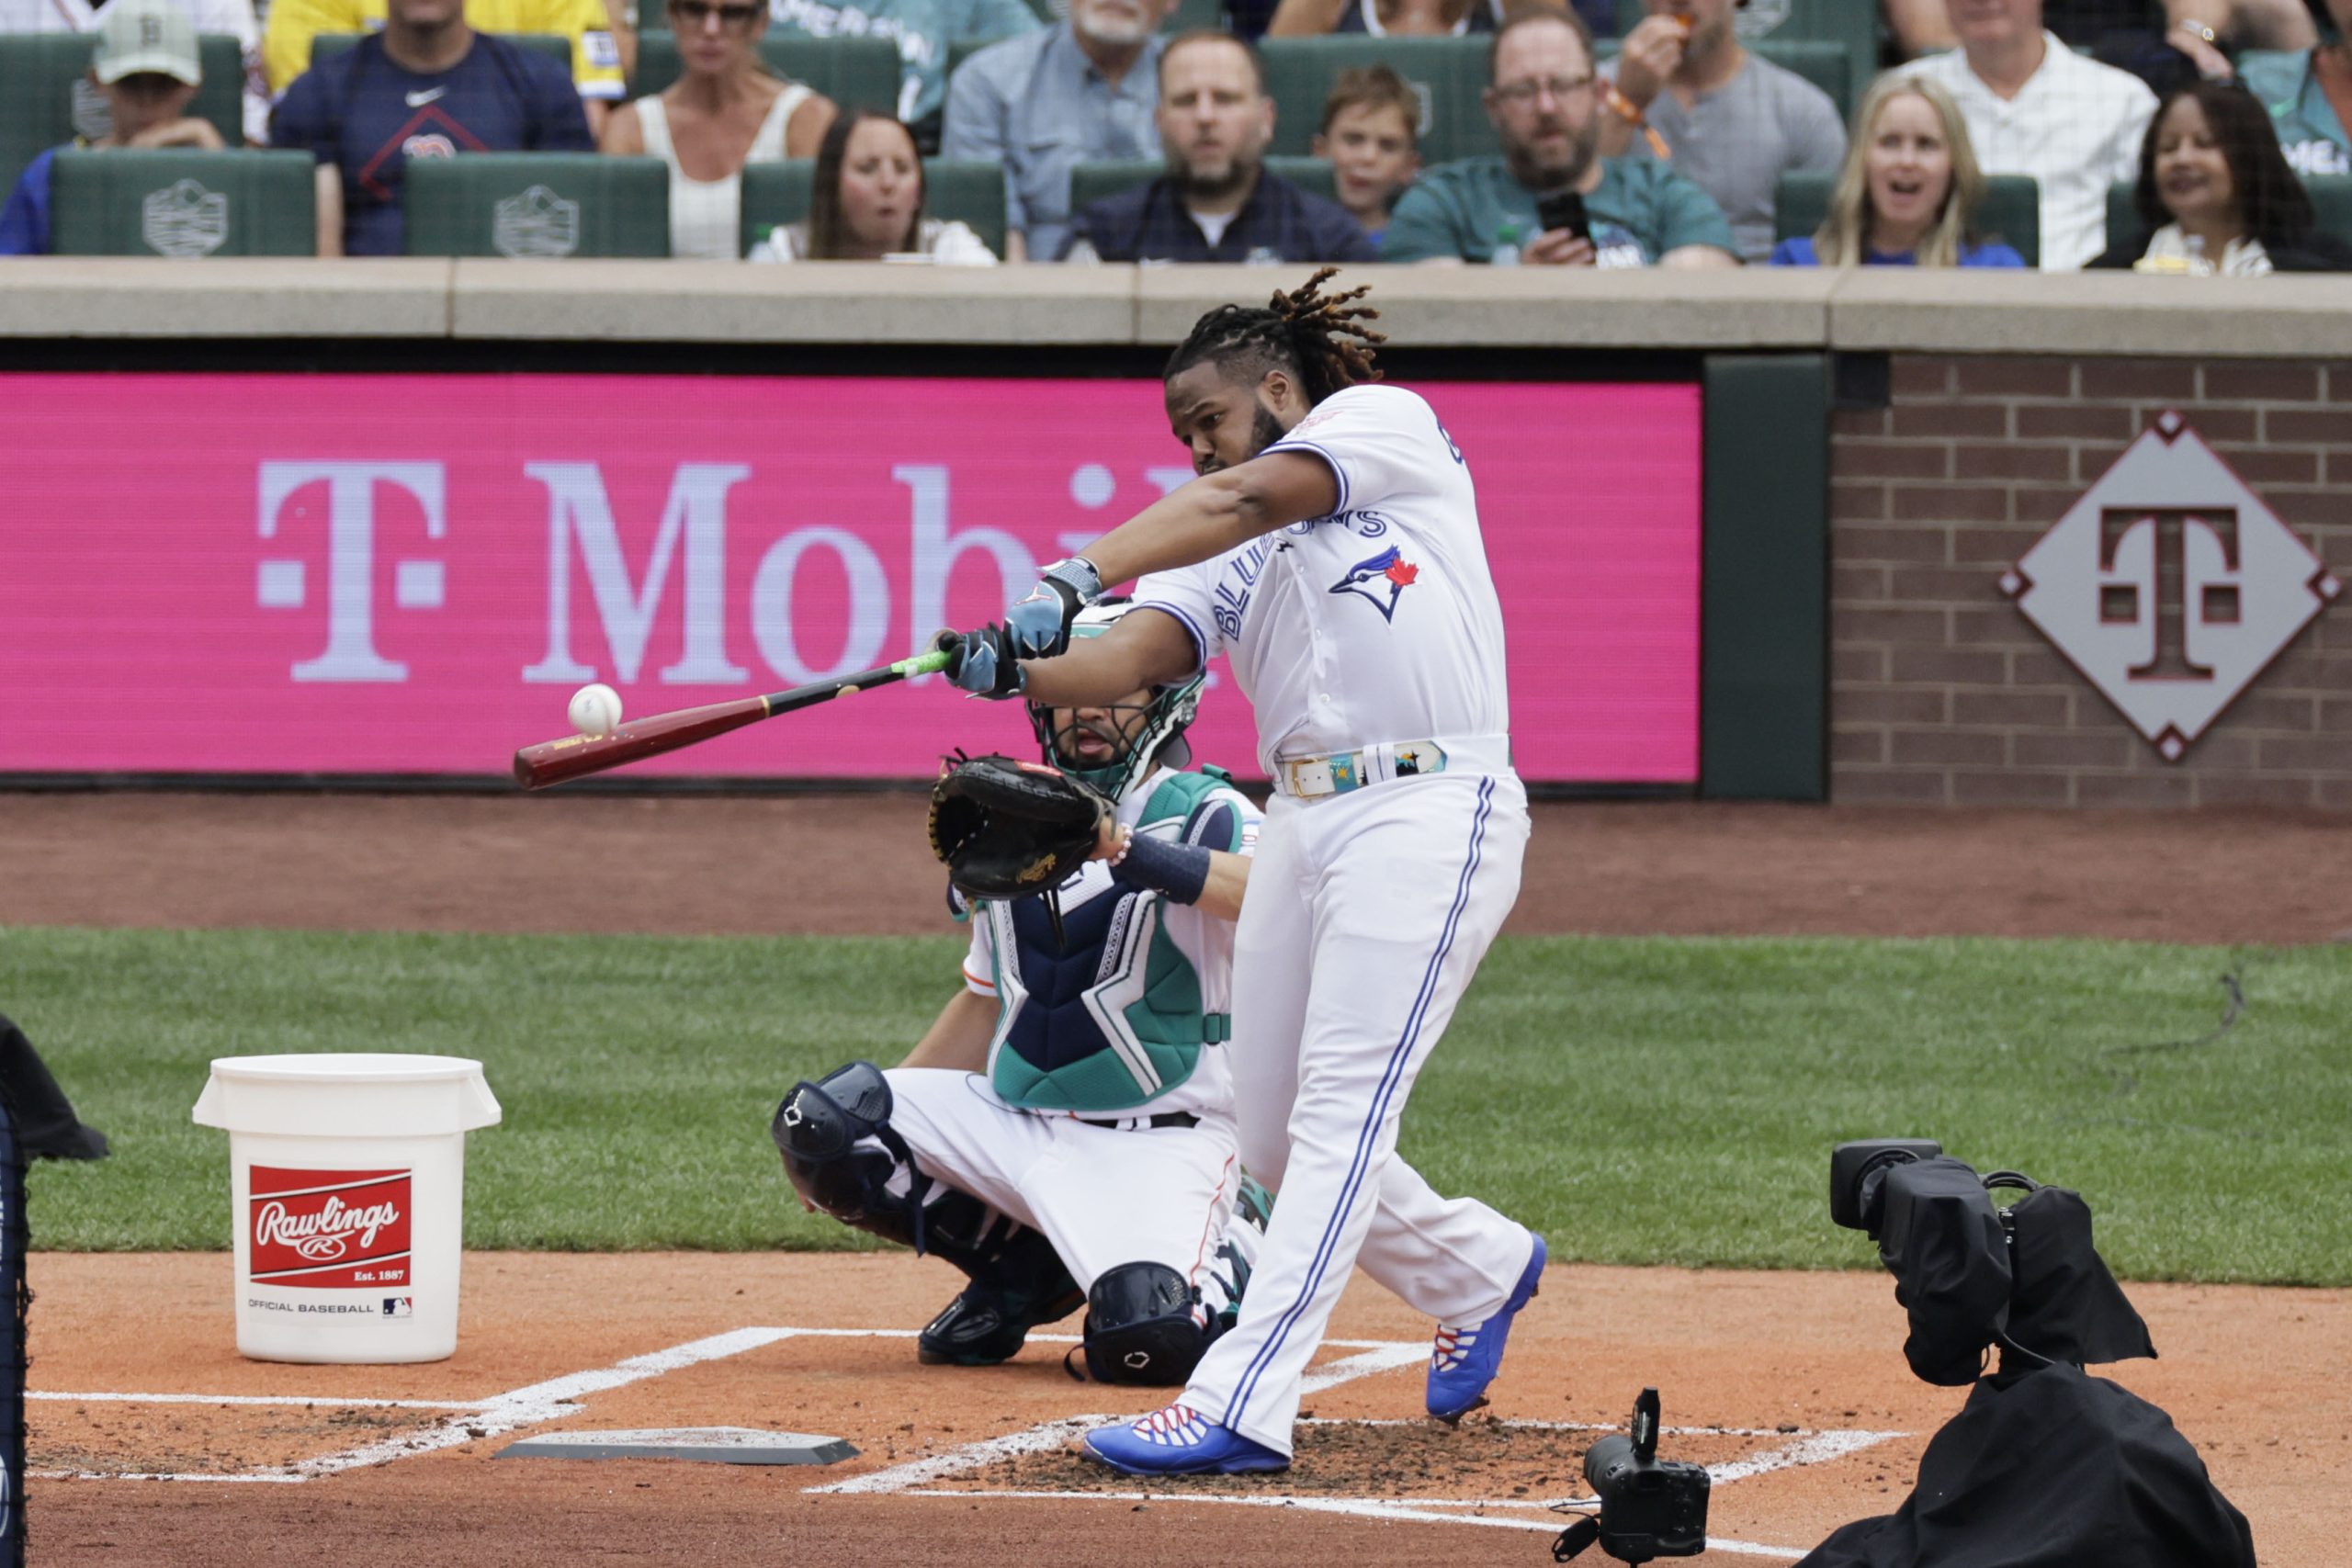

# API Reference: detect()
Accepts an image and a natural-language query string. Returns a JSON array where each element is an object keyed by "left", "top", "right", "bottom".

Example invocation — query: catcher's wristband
[{"left": 1110, "top": 829, "right": 1212, "bottom": 906}]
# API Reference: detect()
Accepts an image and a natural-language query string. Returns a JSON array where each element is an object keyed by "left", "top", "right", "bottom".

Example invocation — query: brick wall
[{"left": 1830, "top": 355, "right": 2352, "bottom": 807}]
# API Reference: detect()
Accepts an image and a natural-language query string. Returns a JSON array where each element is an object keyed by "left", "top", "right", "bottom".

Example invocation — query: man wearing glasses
[
  {"left": 271, "top": 0, "right": 595, "bottom": 254},
  {"left": 1379, "top": 4, "right": 1737, "bottom": 266}
]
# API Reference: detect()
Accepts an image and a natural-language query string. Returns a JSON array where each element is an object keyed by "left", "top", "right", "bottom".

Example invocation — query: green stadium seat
[
  {"left": 1066, "top": 153, "right": 1336, "bottom": 216},
  {"left": 737, "top": 156, "right": 1010, "bottom": 258},
  {"left": 0, "top": 32, "right": 243, "bottom": 197},
  {"left": 402, "top": 152, "right": 671, "bottom": 255},
  {"left": 307, "top": 29, "right": 573, "bottom": 76},
  {"left": 1260, "top": 35, "right": 1491, "bottom": 165},
  {"left": 48, "top": 148, "right": 317, "bottom": 256},
  {"left": 628, "top": 34, "right": 902, "bottom": 108},
  {"left": 1164, "top": 0, "right": 1223, "bottom": 30},
  {"left": 1591, "top": 36, "right": 1847, "bottom": 117},
  {"left": 1726, "top": 0, "right": 1876, "bottom": 131},
  {"left": 1774, "top": 168, "right": 2041, "bottom": 267}
]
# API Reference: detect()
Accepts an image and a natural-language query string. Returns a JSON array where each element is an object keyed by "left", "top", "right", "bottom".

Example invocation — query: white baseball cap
[{"left": 93, "top": 0, "right": 203, "bottom": 85}]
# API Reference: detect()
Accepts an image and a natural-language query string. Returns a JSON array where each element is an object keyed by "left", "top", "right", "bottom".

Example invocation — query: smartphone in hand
[{"left": 1535, "top": 190, "right": 1590, "bottom": 243}]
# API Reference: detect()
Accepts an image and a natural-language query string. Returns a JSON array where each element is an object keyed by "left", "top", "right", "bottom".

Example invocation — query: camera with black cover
[{"left": 1551, "top": 1387, "right": 1709, "bottom": 1564}]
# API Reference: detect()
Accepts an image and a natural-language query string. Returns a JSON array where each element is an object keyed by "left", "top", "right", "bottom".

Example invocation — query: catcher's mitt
[{"left": 928, "top": 752, "right": 1108, "bottom": 899}]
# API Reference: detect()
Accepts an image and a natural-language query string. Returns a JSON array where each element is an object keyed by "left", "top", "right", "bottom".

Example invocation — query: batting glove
[
  {"left": 945, "top": 626, "right": 1025, "bottom": 700},
  {"left": 1003, "top": 557, "right": 1103, "bottom": 660}
]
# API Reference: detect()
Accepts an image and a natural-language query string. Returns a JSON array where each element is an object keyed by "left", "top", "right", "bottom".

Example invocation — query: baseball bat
[{"left": 512, "top": 637, "right": 961, "bottom": 790}]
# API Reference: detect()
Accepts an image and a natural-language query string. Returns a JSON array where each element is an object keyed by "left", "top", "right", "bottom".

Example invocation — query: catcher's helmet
[{"left": 1026, "top": 600, "right": 1204, "bottom": 803}]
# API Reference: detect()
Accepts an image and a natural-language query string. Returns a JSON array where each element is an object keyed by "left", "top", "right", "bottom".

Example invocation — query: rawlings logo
[
  {"left": 249, "top": 1168, "right": 413, "bottom": 1289},
  {"left": 254, "top": 1195, "right": 401, "bottom": 1260},
  {"left": 1015, "top": 852, "right": 1057, "bottom": 884}
]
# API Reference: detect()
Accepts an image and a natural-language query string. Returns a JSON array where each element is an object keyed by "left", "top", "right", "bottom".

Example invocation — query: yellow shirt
[{"left": 263, "top": 0, "right": 624, "bottom": 98}]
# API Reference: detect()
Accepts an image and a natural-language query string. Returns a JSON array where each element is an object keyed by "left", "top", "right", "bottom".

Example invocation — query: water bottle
[{"left": 1492, "top": 217, "right": 1523, "bottom": 266}]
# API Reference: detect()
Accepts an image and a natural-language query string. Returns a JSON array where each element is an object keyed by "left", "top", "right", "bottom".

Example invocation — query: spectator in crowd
[
  {"left": 1311, "top": 63, "right": 1420, "bottom": 243},
  {"left": 1884, "top": 0, "right": 2313, "bottom": 93},
  {"left": 2240, "top": 0, "right": 2352, "bottom": 175},
  {"left": 1381, "top": 6, "right": 1737, "bottom": 265},
  {"left": 1, "top": 0, "right": 226, "bottom": 254},
  {"left": 749, "top": 107, "right": 998, "bottom": 257},
  {"left": 0, "top": 0, "right": 267, "bottom": 146},
  {"left": 1599, "top": 0, "right": 1845, "bottom": 261},
  {"left": 766, "top": 0, "right": 1040, "bottom": 144},
  {"left": 1261, "top": 0, "right": 1614, "bottom": 45},
  {"left": 2090, "top": 77, "right": 2352, "bottom": 269},
  {"left": 601, "top": 0, "right": 835, "bottom": 258},
  {"left": 1770, "top": 74, "right": 2026, "bottom": 265},
  {"left": 272, "top": 0, "right": 593, "bottom": 255},
  {"left": 264, "top": 0, "right": 627, "bottom": 133},
  {"left": 1063, "top": 30, "right": 1377, "bottom": 261},
  {"left": 1899, "top": 0, "right": 2158, "bottom": 269},
  {"left": 942, "top": 0, "right": 1174, "bottom": 263}
]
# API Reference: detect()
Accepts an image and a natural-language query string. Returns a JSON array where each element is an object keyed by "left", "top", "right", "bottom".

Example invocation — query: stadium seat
[
  {"left": 2107, "top": 175, "right": 2352, "bottom": 254},
  {"left": 1260, "top": 36, "right": 1489, "bottom": 164},
  {"left": 48, "top": 148, "right": 317, "bottom": 256},
  {"left": 0, "top": 32, "right": 243, "bottom": 197},
  {"left": 738, "top": 156, "right": 1010, "bottom": 258},
  {"left": 1066, "top": 154, "right": 1337, "bottom": 214},
  {"left": 307, "top": 28, "right": 572, "bottom": 75},
  {"left": 1775, "top": 168, "right": 2041, "bottom": 267},
  {"left": 1724, "top": 0, "right": 1875, "bottom": 130},
  {"left": 402, "top": 152, "right": 671, "bottom": 255},
  {"left": 627, "top": 34, "right": 903, "bottom": 107}
]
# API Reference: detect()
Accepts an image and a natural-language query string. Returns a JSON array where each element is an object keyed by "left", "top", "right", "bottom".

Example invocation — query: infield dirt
[{"left": 15, "top": 795, "right": 2351, "bottom": 1565}]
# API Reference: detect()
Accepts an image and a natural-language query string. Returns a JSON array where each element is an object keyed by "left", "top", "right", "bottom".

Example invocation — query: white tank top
[{"left": 637, "top": 83, "right": 812, "bottom": 260}]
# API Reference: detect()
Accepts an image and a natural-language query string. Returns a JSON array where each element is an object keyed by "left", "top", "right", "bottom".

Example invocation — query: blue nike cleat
[
  {"left": 1426, "top": 1232, "right": 1547, "bottom": 1422},
  {"left": 1080, "top": 1404, "right": 1291, "bottom": 1475}
]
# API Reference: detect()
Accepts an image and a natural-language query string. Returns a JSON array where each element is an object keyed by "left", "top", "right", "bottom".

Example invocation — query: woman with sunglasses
[
  {"left": 749, "top": 108, "right": 997, "bottom": 261},
  {"left": 600, "top": 0, "right": 836, "bottom": 258}
]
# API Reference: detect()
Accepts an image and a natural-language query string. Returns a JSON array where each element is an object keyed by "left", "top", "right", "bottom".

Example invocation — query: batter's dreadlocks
[{"left": 1163, "top": 267, "right": 1387, "bottom": 406}]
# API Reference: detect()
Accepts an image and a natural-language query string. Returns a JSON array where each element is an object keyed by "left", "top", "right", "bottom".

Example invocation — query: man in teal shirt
[
  {"left": 1380, "top": 4, "right": 1737, "bottom": 266},
  {"left": 2241, "top": 40, "right": 2352, "bottom": 177}
]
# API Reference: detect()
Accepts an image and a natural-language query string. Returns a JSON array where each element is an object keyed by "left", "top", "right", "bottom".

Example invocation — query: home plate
[{"left": 495, "top": 1428, "right": 859, "bottom": 1465}]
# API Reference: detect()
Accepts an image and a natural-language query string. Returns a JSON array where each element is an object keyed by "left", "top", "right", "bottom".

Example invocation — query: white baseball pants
[{"left": 1182, "top": 769, "right": 1536, "bottom": 1455}]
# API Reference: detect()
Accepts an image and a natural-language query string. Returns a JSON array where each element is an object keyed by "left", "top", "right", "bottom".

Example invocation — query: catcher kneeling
[{"left": 773, "top": 603, "right": 1272, "bottom": 1384}]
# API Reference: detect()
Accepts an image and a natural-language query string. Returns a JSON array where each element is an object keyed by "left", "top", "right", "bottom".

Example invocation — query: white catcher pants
[
  {"left": 884, "top": 1067, "right": 1243, "bottom": 1305},
  {"left": 1182, "top": 769, "right": 1536, "bottom": 1456}
]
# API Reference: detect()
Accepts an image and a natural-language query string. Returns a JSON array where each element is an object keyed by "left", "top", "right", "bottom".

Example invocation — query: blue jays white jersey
[
  {"left": 960, "top": 765, "right": 1258, "bottom": 1120},
  {"left": 1132, "top": 384, "right": 1510, "bottom": 769}
]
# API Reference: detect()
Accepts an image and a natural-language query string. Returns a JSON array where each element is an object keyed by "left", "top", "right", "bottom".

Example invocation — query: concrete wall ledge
[{"left": 6, "top": 259, "right": 2352, "bottom": 355}]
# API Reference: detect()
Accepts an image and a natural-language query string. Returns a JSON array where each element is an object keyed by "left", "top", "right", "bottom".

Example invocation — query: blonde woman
[
  {"left": 1770, "top": 74, "right": 2024, "bottom": 268},
  {"left": 599, "top": 0, "right": 835, "bottom": 260}
]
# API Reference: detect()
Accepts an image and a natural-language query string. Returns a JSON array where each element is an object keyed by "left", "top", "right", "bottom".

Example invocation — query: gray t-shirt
[{"left": 1614, "top": 51, "right": 1846, "bottom": 264}]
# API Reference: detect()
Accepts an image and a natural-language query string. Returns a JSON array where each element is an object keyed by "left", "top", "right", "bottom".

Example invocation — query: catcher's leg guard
[
  {"left": 919, "top": 1224, "right": 1083, "bottom": 1367},
  {"left": 1080, "top": 1261, "right": 1212, "bottom": 1386},
  {"left": 774, "top": 1063, "right": 1080, "bottom": 1363}
]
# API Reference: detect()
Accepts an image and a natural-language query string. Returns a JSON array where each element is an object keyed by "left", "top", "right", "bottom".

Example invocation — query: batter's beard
[{"left": 1247, "top": 401, "right": 1286, "bottom": 457}]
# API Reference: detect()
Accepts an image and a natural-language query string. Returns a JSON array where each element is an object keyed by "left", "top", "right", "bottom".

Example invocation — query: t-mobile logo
[{"left": 254, "top": 461, "right": 447, "bottom": 682}]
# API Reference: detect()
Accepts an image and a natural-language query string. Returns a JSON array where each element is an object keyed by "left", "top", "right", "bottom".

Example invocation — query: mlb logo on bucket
[
  {"left": 383, "top": 1296, "right": 413, "bottom": 1318},
  {"left": 250, "top": 1167, "right": 413, "bottom": 1290}
]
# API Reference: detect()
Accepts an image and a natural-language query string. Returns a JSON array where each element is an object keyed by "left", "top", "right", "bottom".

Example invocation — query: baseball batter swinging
[
  {"left": 772, "top": 604, "right": 1272, "bottom": 1387},
  {"left": 945, "top": 270, "right": 1545, "bottom": 1474}
]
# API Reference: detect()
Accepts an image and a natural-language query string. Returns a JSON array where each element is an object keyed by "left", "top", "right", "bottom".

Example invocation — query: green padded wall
[
  {"left": 1701, "top": 354, "right": 1828, "bottom": 801},
  {"left": 628, "top": 33, "right": 900, "bottom": 107},
  {"left": 1775, "top": 169, "right": 2041, "bottom": 266},
  {"left": 0, "top": 33, "right": 243, "bottom": 197},
  {"left": 49, "top": 148, "right": 316, "bottom": 255},
  {"left": 738, "top": 156, "right": 1009, "bottom": 257},
  {"left": 402, "top": 152, "right": 671, "bottom": 255}
]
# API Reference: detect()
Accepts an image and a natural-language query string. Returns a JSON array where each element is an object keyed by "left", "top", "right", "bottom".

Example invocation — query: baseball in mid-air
[{"left": 568, "top": 682, "right": 623, "bottom": 737}]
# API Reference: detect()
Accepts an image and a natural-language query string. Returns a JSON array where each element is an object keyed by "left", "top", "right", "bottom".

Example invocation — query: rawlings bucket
[{"left": 193, "top": 1054, "right": 501, "bottom": 1364}]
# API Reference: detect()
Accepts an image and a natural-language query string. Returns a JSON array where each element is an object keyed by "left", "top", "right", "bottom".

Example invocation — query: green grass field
[{"left": 7, "top": 926, "right": 2346, "bottom": 1284}]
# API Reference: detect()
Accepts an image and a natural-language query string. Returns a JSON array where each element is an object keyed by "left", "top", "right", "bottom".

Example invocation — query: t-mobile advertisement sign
[{"left": 0, "top": 372, "right": 1700, "bottom": 783}]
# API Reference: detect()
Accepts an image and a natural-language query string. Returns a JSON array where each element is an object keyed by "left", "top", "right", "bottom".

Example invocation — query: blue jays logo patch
[{"left": 1329, "top": 545, "right": 1419, "bottom": 621}]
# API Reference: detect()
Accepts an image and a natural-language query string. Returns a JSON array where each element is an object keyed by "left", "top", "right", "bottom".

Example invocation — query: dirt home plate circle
[{"left": 192, "top": 1055, "right": 502, "bottom": 1363}]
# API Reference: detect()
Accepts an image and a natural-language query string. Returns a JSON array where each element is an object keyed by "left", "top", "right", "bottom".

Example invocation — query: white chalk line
[{"left": 31, "top": 1391, "right": 492, "bottom": 1411}]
